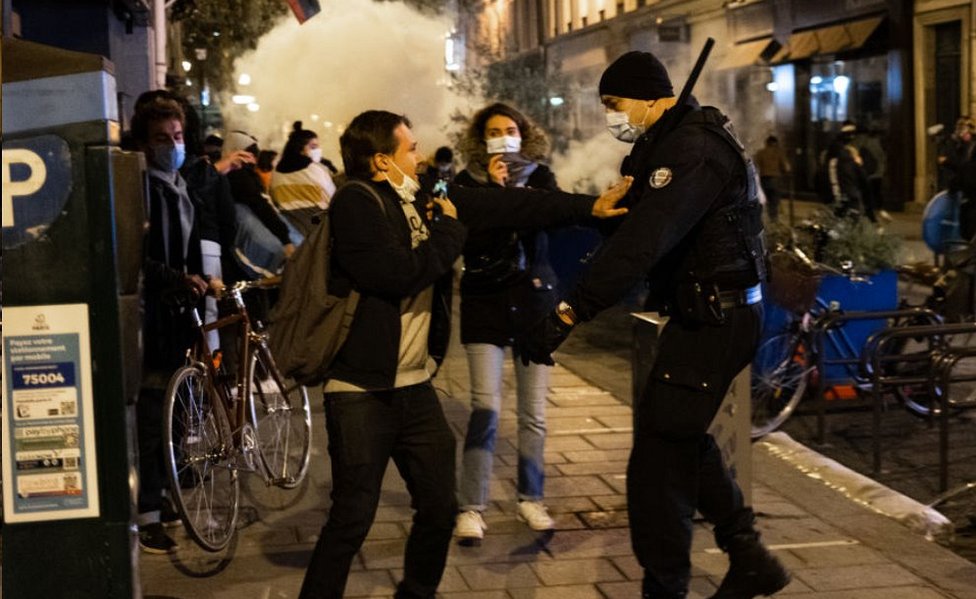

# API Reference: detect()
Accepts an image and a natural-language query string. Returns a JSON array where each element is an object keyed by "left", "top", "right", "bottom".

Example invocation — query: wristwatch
[{"left": 555, "top": 300, "right": 577, "bottom": 326}]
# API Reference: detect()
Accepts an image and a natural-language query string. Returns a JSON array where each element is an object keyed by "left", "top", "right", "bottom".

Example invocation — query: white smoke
[
  {"left": 228, "top": 0, "right": 476, "bottom": 166},
  {"left": 549, "top": 134, "right": 630, "bottom": 194}
]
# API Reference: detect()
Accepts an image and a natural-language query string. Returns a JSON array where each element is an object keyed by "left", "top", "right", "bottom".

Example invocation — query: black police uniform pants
[
  {"left": 628, "top": 304, "right": 763, "bottom": 598},
  {"left": 298, "top": 381, "right": 458, "bottom": 599}
]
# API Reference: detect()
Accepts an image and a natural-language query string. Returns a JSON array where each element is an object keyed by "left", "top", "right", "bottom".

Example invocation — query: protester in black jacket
[
  {"left": 520, "top": 51, "right": 789, "bottom": 599},
  {"left": 825, "top": 122, "right": 872, "bottom": 221},
  {"left": 452, "top": 102, "right": 564, "bottom": 542},
  {"left": 298, "top": 110, "right": 630, "bottom": 599},
  {"left": 133, "top": 96, "right": 222, "bottom": 555}
]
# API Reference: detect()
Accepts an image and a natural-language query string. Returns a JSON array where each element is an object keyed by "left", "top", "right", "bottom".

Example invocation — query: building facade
[
  {"left": 912, "top": 0, "right": 974, "bottom": 204},
  {"left": 462, "top": 0, "right": 973, "bottom": 210}
]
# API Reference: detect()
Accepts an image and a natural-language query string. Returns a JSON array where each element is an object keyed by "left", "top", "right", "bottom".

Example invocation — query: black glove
[{"left": 517, "top": 308, "right": 575, "bottom": 366}]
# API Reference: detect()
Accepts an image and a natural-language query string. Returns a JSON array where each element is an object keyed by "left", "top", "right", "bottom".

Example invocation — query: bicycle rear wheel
[
  {"left": 163, "top": 364, "right": 240, "bottom": 552},
  {"left": 751, "top": 330, "right": 812, "bottom": 438},
  {"left": 248, "top": 350, "right": 312, "bottom": 489}
]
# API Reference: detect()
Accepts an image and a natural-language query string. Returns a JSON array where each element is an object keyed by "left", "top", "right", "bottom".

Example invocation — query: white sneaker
[
  {"left": 455, "top": 510, "right": 486, "bottom": 543},
  {"left": 516, "top": 500, "right": 554, "bottom": 531},
  {"left": 878, "top": 209, "right": 893, "bottom": 222}
]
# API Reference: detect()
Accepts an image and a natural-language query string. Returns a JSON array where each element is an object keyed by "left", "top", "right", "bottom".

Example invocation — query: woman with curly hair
[{"left": 453, "top": 102, "right": 562, "bottom": 543}]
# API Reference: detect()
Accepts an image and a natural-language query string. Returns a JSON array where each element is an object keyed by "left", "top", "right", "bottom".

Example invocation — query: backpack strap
[{"left": 339, "top": 179, "right": 388, "bottom": 216}]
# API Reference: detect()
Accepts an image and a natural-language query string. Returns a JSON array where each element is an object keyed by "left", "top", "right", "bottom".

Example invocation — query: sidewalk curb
[
  {"left": 758, "top": 431, "right": 954, "bottom": 542},
  {"left": 754, "top": 433, "right": 976, "bottom": 599}
]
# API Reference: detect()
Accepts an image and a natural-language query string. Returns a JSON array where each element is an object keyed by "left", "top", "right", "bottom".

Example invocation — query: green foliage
[
  {"left": 375, "top": 0, "right": 450, "bottom": 13},
  {"left": 172, "top": 0, "right": 287, "bottom": 92},
  {"left": 770, "top": 209, "right": 901, "bottom": 274},
  {"left": 446, "top": 51, "right": 573, "bottom": 154}
]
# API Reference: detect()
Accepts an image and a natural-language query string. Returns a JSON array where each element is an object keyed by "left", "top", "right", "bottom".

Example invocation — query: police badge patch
[{"left": 649, "top": 167, "right": 672, "bottom": 189}]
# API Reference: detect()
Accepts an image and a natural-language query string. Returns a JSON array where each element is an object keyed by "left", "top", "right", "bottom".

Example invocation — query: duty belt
[{"left": 718, "top": 284, "right": 763, "bottom": 309}]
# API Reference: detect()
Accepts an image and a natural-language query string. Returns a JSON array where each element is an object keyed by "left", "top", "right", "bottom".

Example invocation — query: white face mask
[
  {"left": 386, "top": 159, "right": 421, "bottom": 202},
  {"left": 606, "top": 107, "right": 648, "bottom": 143},
  {"left": 486, "top": 135, "right": 521, "bottom": 154},
  {"left": 308, "top": 147, "right": 323, "bottom": 163}
]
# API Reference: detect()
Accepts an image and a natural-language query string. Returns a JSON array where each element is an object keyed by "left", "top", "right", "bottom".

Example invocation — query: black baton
[{"left": 676, "top": 37, "right": 715, "bottom": 107}]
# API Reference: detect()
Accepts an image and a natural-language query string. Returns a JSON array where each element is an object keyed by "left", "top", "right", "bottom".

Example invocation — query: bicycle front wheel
[
  {"left": 751, "top": 331, "right": 812, "bottom": 438},
  {"left": 163, "top": 364, "right": 240, "bottom": 552},
  {"left": 248, "top": 350, "right": 312, "bottom": 489}
]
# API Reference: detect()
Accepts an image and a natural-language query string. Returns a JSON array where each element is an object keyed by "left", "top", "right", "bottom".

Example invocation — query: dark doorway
[{"left": 934, "top": 21, "right": 962, "bottom": 132}]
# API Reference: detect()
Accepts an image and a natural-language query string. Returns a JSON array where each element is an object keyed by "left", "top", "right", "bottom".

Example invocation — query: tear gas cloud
[
  {"left": 229, "top": 0, "right": 477, "bottom": 165},
  {"left": 228, "top": 0, "right": 741, "bottom": 189},
  {"left": 549, "top": 134, "right": 629, "bottom": 194}
]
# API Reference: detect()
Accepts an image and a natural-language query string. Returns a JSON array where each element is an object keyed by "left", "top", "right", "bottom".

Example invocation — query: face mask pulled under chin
[
  {"left": 386, "top": 160, "right": 421, "bottom": 202},
  {"left": 605, "top": 109, "right": 646, "bottom": 143},
  {"left": 485, "top": 135, "right": 521, "bottom": 154}
]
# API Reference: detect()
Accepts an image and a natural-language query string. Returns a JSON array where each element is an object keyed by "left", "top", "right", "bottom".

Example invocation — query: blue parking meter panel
[
  {"left": 2, "top": 135, "right": 74, "bottom": 250},
  {"left": 2, "top": 304, "right": 100, "bottom": 522}
]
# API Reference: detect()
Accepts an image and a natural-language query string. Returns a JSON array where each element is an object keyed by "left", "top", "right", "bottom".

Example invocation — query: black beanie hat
[{"left": 599, "top": 51, "right": 674, "bottom": 100}]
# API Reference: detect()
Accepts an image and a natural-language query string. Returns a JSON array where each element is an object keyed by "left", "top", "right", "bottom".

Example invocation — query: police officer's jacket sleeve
[
  {"left": 449, "top": 185, "right": 594, "bottom": 231},
  {"left": 567, "top": 131, "right": 734, "bottom": 321}
]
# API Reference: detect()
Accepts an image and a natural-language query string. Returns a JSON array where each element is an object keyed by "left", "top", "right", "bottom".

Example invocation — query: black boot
[{"left": 709, "top": 533, "right": 790, "bottom": 598}]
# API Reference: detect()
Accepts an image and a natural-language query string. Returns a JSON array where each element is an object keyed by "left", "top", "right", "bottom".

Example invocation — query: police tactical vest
[{"left": 633, "top": 106, "right": 767, "bottom": 292}]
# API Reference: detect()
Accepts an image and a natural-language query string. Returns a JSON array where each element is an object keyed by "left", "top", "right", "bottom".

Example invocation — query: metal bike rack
[
  {"left": 931, "top": 344, "right": 976, "bottom": 492},
  {"left": 862, "top": 321, "right": 976, "bottom": 475},
  {"left": 810, "top": 307, "right": 942, "bottom": 445}
]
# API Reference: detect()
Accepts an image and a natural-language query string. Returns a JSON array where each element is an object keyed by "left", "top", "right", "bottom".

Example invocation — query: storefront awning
[
  {"left": 717, "top": 38, "right": 775, "bottom": 70},
  {"left": 770, "top": 16, "right": 884, "bottom": 63}
]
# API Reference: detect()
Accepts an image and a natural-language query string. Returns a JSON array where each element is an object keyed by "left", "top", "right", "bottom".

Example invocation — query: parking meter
[{"left": 2, "top": 38, "right": 145, "bottom": 598}]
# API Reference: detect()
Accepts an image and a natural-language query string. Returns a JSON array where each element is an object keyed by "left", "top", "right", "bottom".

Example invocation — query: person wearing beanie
[
  {"left": 269, "top": 121, "right": 337, "bottom": 237},
  {"left": 520, "top": 51, "right": 790, "bottom": 599}
]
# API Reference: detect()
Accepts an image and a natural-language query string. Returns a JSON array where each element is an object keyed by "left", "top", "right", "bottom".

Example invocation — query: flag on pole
[{"left": 285, "top": 0, "right": 321, "bottom": 24}]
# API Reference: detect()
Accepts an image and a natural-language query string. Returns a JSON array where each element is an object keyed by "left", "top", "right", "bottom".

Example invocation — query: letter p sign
[
  {"left": 2, "top": 135, "right": 73, "bottom": 250},
  {"left": 2, "top": 149, "right": 47, "bottom": 227}
]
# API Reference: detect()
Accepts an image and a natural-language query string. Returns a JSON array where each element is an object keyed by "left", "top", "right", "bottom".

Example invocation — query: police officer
[{"left": 520, "top": 51, "right": 790, "bottom": 599}]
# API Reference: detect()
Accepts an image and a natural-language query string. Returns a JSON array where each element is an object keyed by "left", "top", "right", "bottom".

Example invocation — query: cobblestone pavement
[
  {"left": 141, "top": 334, "right": 976, "bottom": 598},
  {"left": 140, "top": 200, "right": 976, "bottom": 597}
]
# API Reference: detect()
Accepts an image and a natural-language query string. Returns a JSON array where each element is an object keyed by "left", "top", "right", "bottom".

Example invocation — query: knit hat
[
  {"left": 599, "top": 51, "right": 674, "bottom": 100},
  {"left": 223, "top": 130, "right": 258, "bottom": 157}
]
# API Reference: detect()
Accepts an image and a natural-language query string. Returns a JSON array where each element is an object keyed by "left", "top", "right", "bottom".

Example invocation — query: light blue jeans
[{"left": 459, "top": 343, "right": 549, "bottom": 512}]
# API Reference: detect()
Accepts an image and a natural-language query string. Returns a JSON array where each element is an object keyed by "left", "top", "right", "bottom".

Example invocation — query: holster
[{"left": 674, "top": 280, "right": 726, "bottom": 326}]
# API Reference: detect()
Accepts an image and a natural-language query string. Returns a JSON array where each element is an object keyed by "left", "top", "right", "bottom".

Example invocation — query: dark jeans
[
  {"left": 760, "top": 176, "right": 780, "bottom": 221},
  {"left": 299, "top": 381, "right": 458, "bottom": 599},
  {"left": 136, "top": 386, "right": 166, "bottom": 519},
  {"left": 629, "top": 304, "right": 762, "bottom": 598}
]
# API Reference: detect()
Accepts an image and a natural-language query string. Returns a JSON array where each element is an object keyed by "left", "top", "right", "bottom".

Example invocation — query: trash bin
[{"left": 632, "top": 312, "right": 752, "bottom": 504}]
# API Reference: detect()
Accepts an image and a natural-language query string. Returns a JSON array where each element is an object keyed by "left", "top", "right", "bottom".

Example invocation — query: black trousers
[
  {"left": 136, "top": 385, "right": 166, "bottom": 519},
  {"left": 299, "top": 381, "right": 458, "bottom": 599},
  {"left": 760, "top": 176, "right": 780, "bottom": 222},
  {"left": 629, "top": 304, "right": 762, "bottom": 598}
]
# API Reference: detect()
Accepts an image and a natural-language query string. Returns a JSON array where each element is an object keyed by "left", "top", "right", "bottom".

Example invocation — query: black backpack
[{"left": 267, "top": 181, "right": 385, "bottom": 385}]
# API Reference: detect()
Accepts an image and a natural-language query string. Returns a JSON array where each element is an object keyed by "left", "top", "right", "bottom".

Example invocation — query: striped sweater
[{"left": 269, "top": 162, "right": 336, "bottom": 211}]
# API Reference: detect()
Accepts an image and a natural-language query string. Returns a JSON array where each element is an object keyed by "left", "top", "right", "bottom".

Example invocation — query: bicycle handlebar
[
  {"left": 214, "top": 276, "right": 281, "bottom": 300},
  {"left": 784, "top": 245, "right": 873, "bottom": 284}
]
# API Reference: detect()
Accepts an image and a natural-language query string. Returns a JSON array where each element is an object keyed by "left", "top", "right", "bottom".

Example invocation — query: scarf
[
  {"left": 466, "top": 153, "right": 539, "bottom": 188},
  {"left": 149, "top": 167, "right": 195, "bottom": 269}
]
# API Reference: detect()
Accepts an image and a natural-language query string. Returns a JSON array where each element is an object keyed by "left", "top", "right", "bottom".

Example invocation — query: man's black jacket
[{"left": 328, "top": 179, "right": 598, "bottom": 390}]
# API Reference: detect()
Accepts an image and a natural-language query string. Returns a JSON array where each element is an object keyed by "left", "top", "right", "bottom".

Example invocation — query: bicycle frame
[{"left": 185, "top": 283, "right": 267, "bottom": 458}]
